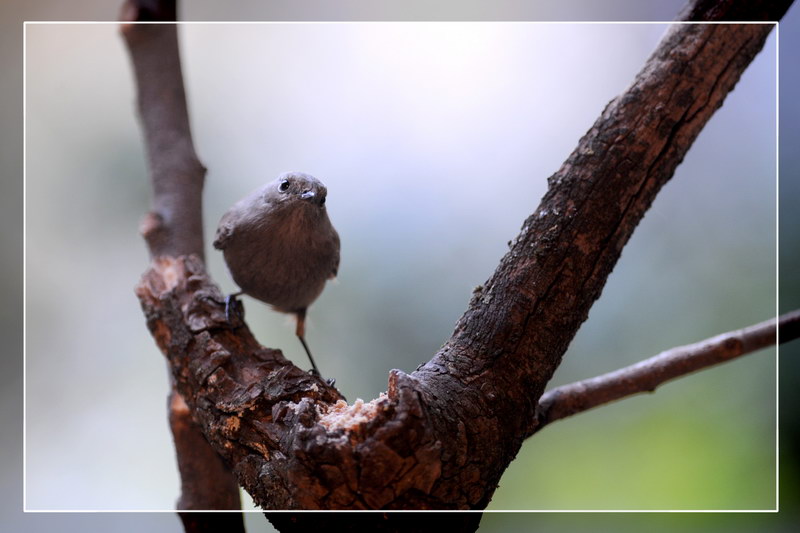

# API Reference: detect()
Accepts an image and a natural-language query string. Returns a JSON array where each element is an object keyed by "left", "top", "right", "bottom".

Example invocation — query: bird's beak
[{"left": 300, "top": 190, "right": 316, "bottom": 201}]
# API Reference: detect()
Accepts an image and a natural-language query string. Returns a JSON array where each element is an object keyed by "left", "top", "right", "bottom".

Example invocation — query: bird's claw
[
  {"left": 224, "top": 293, "right": 244, "bottom": 324},
  {"left": 307, "top": 368, "right": 335, "bottom": 388}
]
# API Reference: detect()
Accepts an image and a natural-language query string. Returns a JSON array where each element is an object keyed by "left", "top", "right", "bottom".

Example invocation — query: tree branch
[
  {"left": 532, "top": 310, "right": 800, "bottom": 433},
  {"left": 120, "top": 0, "right": 244, "bottom": 525},
  {"left": 267, "top": 512, "right": 483, "bottom": 533},
  {"left": 131, "top": 0, "right": 791, "bottom": 513},
  {"left": 121, "top": 0, "right": 205, "bottom": 260}
]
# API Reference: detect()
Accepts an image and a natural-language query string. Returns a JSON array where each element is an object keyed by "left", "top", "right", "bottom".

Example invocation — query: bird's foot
[
  {"left": 307, "top": 368, "right": 336, "bottom": 387},
  {"left": 224, "top": 292, "right": 244, "bottom": 324}
]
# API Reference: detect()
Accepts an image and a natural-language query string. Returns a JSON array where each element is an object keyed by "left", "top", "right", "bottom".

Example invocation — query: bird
[{"left": 213, "top": 172, "right": 340, "bottom": 378}]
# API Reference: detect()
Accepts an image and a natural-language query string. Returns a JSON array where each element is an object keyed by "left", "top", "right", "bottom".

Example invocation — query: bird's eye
[
  {"left": 320, "top": 196, "right": 326, "bottom": 206},
  {"left": 279, "top": 180, "right": 290, "bottom": 192}
]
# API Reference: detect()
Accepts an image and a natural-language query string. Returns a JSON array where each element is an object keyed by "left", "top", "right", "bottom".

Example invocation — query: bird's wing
[{"left": 213, "top": 215, "right": 235, "bottom": 250}]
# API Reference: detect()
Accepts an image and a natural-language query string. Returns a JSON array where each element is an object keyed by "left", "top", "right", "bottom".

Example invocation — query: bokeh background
[{"left": 2, "top": 0, "right": 798, "bottom": 532}]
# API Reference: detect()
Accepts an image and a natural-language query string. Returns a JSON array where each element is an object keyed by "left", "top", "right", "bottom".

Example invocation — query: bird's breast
[{"left": 223, "top": 221, "right": 337, "bottom": 312}]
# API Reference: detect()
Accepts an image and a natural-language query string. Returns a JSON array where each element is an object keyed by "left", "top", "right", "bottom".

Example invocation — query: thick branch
[
  {"left": 133, "top": 0, "right": 790, "bottom": 512},
  {"left": 408, "top": 2, "right": 786, "bottom": 508},
  {"left": 679, "top": 0, "right": 792, "bottom": 21},
  {"left": 533, "top": 311, "right": 800, "bottom": 433},
  {"left": 121, "top": 0, "right": 243, "bottom": 522},
  {"left": 267, "top": 512, "right": 483, "bottom": 533}
]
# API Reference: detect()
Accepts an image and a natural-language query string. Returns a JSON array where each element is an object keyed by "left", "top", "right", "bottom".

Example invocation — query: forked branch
[{"left": 128, "top": 0, "right": 792, "bottom": 515}]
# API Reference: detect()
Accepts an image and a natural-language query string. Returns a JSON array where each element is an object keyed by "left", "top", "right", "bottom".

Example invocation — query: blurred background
[{"left": 2, "top": 0, "right": 797, "bottom": 532}]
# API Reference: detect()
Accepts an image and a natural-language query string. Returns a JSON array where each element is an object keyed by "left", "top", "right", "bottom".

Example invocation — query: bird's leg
[
  {"left": 295, "top": 309, "right": 319, "bottom": 375},
  {"left": 225, "top": 291, "right": 244, "bottom": 323},
  {"left": 295, "top": 310, "right": 335, "bottom": 386}
]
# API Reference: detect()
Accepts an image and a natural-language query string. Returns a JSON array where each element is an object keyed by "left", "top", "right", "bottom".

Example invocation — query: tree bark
[
  {"left": 120, "top": 0, "right": 244, "bottom": 527},
  {"left": 130, "top": 0, "right": 790, "bottom": 517},
  {"left": 267, "top": 512, "right": 483, "bottom": 533}
]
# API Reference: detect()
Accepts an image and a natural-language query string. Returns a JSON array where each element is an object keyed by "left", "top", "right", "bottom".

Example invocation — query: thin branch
[
  {"left": 120, "top": 0, "right": 244, "bottom": 524},
  {"left": 532, "top": 310, "right": 800, "bottom": 434},
  {"left": 121, "top": 0, "right": 205, "bottom": 260}
]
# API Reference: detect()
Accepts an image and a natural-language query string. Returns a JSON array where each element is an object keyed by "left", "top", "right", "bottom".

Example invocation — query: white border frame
[{"left": 22, "top": 19, "right": 781, "bottom": 514}]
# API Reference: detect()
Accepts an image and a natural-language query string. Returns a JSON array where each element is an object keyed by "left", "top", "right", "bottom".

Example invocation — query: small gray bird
[{"left": 213, "top": 172, "right": 340, "bottom": 377}]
